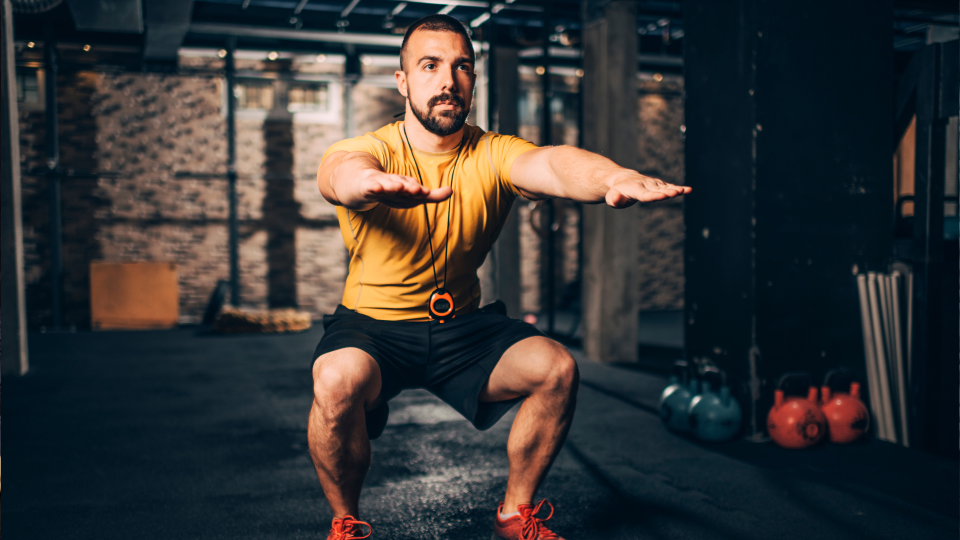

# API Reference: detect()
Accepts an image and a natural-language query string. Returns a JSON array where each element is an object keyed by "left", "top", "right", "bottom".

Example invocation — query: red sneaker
[
  {"left": 492, "top": 500, "right": 566, "bottom": 540},
  {"left": 326, "top": 515, "right": 371, "bottom": 540}
]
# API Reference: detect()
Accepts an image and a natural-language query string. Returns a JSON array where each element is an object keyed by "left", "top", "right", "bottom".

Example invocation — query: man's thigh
[{"left": 478, "top": 336, "right": 573, "bottom": 402}]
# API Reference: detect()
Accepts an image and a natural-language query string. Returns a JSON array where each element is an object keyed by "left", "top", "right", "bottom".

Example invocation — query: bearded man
[{"left": 311, "top": 14, "right": 690, "bottom": 540}]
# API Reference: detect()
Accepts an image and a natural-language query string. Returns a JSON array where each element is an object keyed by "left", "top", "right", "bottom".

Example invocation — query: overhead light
[
  {"left": 535, "top": 66, "right": 545, "bottom": 75},
  {"left": 653, "top": 73, "right": 663, "bottom": 82},
  {"left": 267, "top": 51, "right": 279, "bottom": 60},
  {"left": 657, "top": 18, "right": 670, "bottom": 27},
  {"left": 438, "top": 5, "right": 455, "bottom": 14},
  {"left": 470, "top": 12, "right": 490, "bottom": 28},
  {"left": 316, "top": 54, "right": 326, "bottom": 63},
  {"left": 647, "top": 23, "right": 657, "bottom": 32},
  {"left": 83, "top": 44, "right": 91, "bottom": 52},
  {"left": 575, "top": 68, "right": 584, "bottom": 78},
  {"left": 391, "top": 2, "right": 407, "bottom": 16},
  {"left": 27, "top": 42, "right": 35, "bottom": 48},
  {"left": 340, "top": 0, "right": 361, "bottom": 18},
  {"left": 218, "top": 49, "right": 227, "bottom": 58}
]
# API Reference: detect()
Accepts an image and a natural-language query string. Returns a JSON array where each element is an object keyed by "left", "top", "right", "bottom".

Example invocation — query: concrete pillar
[
  {"left": 493, "top": 47, "right": 522, "bottom": 318},
  {"left": 2, "top": 0, "right": 29, "bottom": 374},
  {"left": 683, "top": 0, "right": 893, "bottom": 435},
  {"left": 479, "top": 47, "right": 523, "bottom": 318},
  {"left": 580, "top": 1, "right": 640, "bottom": 363}
]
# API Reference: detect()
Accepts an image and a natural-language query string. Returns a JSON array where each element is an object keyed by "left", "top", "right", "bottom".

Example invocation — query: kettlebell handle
[
  {"left": 776, "top": 371, "right": 814, "bottom": 396},
  {"left": 823, "top": 368, "right": 858, "bottom": 390}
]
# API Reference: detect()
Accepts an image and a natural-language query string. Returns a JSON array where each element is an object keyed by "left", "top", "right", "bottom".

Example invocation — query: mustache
[{"left": 427, "top": 92, "right": 465, "bottom": 109}]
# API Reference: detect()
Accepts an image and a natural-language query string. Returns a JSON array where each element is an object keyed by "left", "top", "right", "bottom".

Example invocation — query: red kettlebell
[
  {"left": 767, "top": 372, "right": 827, "bottom": 449},
  {"left": 819, "top": 369, "right": 870, "bottom": 444}
]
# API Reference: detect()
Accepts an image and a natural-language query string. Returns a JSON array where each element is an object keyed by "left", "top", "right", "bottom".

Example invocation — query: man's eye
[
  {"left": 424, "top": 64, "right": 435, "bottom": 70},
  {"left": 458, "top": 65, "right": 471, "bottom": 72}
]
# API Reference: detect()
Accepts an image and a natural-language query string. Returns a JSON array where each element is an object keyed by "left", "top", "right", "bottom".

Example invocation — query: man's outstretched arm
[
  {"left": 508, "top": 145, "right": 691, "bottom": 206},
  {"left": 318, "top": 150, "right": 451, "bottom": 211}
]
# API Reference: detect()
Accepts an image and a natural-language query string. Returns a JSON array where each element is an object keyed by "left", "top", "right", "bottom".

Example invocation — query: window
[
  {"left": 17, "top": 71, "right": 41, "bottom": 105},
  {"left": 225, "top": 78, "right": 340, "bottom": 124},
  {"left": 288, "top": 82, "right": 329, "bottom": 113},
  {"left": 235, "top": 81, "right": 274, "bottom": 110}
]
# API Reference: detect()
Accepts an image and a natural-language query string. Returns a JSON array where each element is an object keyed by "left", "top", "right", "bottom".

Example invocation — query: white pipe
[
  {"left": 877, "top": 274, "right": 893, "bottom": 363},
  {"left": 891, "top": 271, "right": 910, "bottom": 446},
  {"left": 905, "top": 269, "right": 914, "bottom": 386},
  {"left": 857, "top": 274, "right": 886, "bottom": 442},
  {"left": 867, "top": 272, "right": 897, "bottom": 443},
  {"left": 879, "top": 273, "right": 900, "bottom": 439}
]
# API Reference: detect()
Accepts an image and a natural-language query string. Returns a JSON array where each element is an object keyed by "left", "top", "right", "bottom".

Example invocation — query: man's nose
[{"left": 440, "top": 66, "right": 457, "bottom": 93}]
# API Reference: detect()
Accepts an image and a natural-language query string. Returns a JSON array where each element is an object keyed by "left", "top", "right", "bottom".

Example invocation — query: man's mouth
[{"left": 428, "top": 94, "right": 464, "bottom": 110}]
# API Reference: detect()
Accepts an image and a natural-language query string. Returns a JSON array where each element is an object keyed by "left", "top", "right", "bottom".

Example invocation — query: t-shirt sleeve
[
  {"left": 487, "top": 133, "right": 539, "bottom": 197},
  {"left": 321, "top": 133, "right": 394, "bottom": 171}
]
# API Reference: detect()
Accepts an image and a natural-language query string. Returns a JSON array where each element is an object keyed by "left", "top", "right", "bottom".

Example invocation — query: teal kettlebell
[
  {"left": 659, "top": 361, "right": 698, "bottom": 433},
  {"left": 688, "top": 370, "right": 742, "bottom": 442}
]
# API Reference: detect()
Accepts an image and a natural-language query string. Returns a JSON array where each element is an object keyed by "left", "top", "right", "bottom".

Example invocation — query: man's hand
[
  {"left": 349, "top": 169, "right": 452, "bottom": 209},
  {"left": 319, "top": 150, "right": 451, "bottom": 210},
  {"left": 604, "top": 172, "right": 692, "bottom": 208}
]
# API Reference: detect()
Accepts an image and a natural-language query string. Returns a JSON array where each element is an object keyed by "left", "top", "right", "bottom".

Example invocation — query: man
[{"left": 311, "top": 14, "right": 690, "bottom": 540}]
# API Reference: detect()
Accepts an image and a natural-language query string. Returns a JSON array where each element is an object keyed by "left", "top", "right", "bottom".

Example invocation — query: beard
[{"left": 409, "top": 91, "right": 470, "bottom": 137}]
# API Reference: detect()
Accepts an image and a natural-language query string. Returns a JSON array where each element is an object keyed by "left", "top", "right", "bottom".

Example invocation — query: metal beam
[
  {"left": 2, "top": 0, "right": 29, "bottom": 374},
  {"left": 190, "top": 23, "right": 405, "bottom": 47},
  {"left": 189, "top": 23, "right": 488, "bottom": 51},
  {"left": 225, "top": 38, "right": 241, "bottom": 306}
]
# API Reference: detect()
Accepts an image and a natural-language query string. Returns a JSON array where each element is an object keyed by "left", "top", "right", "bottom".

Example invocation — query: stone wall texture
[
  {"left": 18, "top": 53, "right": 349, "bottom": 328},
  {"left": 636, "top": 78, "right": 685, "bottom": 311},
  {"left": 17, "top": 50, "right": 686, "bottom": 329},
  {"left": 515, "top": 76, "right": 686, "bottom": 314}
]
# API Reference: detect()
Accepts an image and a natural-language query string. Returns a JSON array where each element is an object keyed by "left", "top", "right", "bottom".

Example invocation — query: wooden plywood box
[{"left": 90, "top": 262, "right": 179, "bottom": 330}]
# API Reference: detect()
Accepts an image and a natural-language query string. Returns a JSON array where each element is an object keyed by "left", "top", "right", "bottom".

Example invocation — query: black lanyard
[{"left": 401, "top": 124, "right": 465, "bottom": 296}]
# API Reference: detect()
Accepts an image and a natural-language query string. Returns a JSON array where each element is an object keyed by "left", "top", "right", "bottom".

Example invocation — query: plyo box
[{"left": 90, "top": 261, "right": 179, "bottom": 330}]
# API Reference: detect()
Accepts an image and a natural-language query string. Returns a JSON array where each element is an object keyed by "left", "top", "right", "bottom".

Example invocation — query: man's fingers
[
  {"left": 609, "top": 184, "right": 667, "bottom": 205},
  {"left": 609, "top": 179, "right": 691, "bottom": 207},
  {"left": 370, "top": 185, "right": 453, "bottom": 208},
  {"left": 423, "top": 186, "right": 453, "bottom": 202}
]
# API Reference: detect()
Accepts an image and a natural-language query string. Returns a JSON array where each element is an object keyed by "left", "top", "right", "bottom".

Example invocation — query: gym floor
[{"left": 5, "top": 327, "right": 957, "bottom": 539}]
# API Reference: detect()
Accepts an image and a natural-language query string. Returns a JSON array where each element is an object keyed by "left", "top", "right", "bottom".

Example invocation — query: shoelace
[
  {"left": 331, "top": 515, "right": 372, "bottom": 540},
  {"left": 519, "top": 500, "right": 559, "bottom": 540}
]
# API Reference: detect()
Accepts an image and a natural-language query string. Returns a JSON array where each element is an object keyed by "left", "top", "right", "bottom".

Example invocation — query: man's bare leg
[
  {"left": 479, "top": 337, "right": 579, "bottom": 514},
  {"left": 308, "top": 347, "right": 382, "bottom": 518}
]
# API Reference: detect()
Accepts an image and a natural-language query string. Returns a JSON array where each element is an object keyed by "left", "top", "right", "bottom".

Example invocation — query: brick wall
[
  {"left": 636, "top": 77, "right": 685, "bottom": 311},
  {"left": 515, "top": 74, "right": 686, "bottom": 314},
  {"left": 18, "top": 51, "right": 350, "bottom": 327}
]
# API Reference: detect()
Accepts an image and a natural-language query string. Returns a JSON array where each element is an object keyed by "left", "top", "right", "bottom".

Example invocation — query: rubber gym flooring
[{"left": 5, "top": 326, "right": 957, "bottom": 539}]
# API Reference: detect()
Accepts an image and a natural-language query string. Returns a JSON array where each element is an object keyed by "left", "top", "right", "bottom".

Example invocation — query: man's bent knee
[
  {"left": 525, "top": 339, "right": 579, "bottom": 395},
  {"left": 545, "top": 347, "right": 579, "bottom": 396},
  {"left": 312, "top": 348, "right": 382, "bottom": 418}
]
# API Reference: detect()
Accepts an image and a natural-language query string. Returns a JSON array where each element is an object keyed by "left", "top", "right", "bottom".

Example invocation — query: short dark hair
[{"left": 399, "top": 14, "right": 475, "bottom": 71}]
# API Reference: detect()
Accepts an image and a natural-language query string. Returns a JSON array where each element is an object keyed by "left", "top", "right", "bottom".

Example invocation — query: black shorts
[{"left": 312, "top": 301, "right": 543, "bottom": 439}]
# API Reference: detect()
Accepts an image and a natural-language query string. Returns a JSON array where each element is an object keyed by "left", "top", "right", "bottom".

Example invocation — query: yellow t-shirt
[{"left": 321, "top": 121, "right": 538, "bottom": 321}]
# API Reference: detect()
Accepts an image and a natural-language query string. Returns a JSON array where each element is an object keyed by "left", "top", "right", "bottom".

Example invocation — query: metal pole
[
  {"left": 487, "top": 1, "right": 497, "bottom": 132},
  {"left": 225, "top": 37, "right": 240, "bottom": 306},
  {"left": 44, "top": 30, "right": 62, "bottom": 330},
  {"left": 541, "top": 0, "right": 554, "bottom": 335}
]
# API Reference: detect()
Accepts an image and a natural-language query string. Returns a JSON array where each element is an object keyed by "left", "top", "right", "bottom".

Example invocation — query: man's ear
[{"left": 395, "top": 70, "right": 408, "bottom": 98}]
